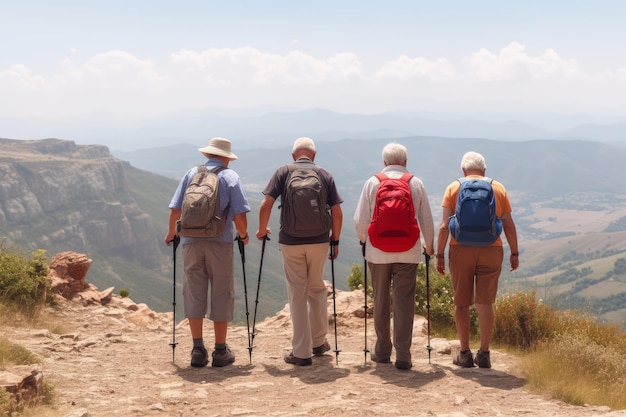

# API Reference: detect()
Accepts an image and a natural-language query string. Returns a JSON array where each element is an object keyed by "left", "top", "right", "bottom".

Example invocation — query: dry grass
[
  {"left": 0, "top": 384, "right": 58, "bottom": 417},
  {"left": 518, "top": 311, "right": 626, "bottom": 409},
  {"left": 0, "top": 303, "right": 68, "bottom": 335},
  {"left": 0, "top": 303, "right": 66, "bottom": 416},
  {"left": 0, "top": 337, "right": 40, "bottom": 369},
  {"left": 0, "top": 336, "right": 55, "bottom": 415}
]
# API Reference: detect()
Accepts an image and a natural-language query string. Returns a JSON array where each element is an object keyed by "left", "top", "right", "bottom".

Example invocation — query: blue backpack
[{"left": 448, "top": 177, "right": 502, "bottom": 247}]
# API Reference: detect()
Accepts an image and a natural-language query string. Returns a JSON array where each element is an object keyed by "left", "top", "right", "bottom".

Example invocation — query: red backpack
[{"left": 367, "top": 173, "right": 420, "bottom": 252}]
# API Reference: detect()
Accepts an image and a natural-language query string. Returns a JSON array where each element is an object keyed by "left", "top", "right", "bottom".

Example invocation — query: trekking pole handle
[
  {"left": 170, "top": 235, "right": 180, "bottom": 252},
  {"left": 360, "top": 241, "right": 365, "bottom": 257},
  {"left": 235, "top": 235, "right": 245, "bottom": 257},
  {"left": 423, "top": 248, "right": 430, "bottom": 263}
]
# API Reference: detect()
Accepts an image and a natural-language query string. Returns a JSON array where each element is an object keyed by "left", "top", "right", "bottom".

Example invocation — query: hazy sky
[{"left": 2, "top": 0, "right": 626, "bottom": 123}]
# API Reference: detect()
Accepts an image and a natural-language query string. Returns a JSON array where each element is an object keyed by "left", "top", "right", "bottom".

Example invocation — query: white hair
[
  {"left": 292, "top": 137, "right": 316, "bottom": 152},
  {"left": 460, "top": 151, "right": 487, "bottom": 171},
  {"left": 382, "top": 142, "right": 407, "bottom": 165}
]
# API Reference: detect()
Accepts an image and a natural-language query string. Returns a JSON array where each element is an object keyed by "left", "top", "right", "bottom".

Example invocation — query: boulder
[{"left": 47, "top": 251, "right": 92, "bottom": 297}]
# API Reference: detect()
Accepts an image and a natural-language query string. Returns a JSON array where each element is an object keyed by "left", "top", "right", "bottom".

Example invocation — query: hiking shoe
[
  {"left": 190, "top": 346, "right": 209, "bottom": 367},
  {"left": 474, "top": 349, "right": 491, "bottom": 368},
  {"left": 370, "top": 353, "right": 391, "bottom": 364},
  {"left": 284, "top": 352, "right": 312, "bottom": 366},
  {"left": 312, "top": 340, "right": 331, "bottom": 356},
  {"left": 212, "top": 345, "right": 235, "bottom": 367},
  {"left": 453, "top": 350, "right": 475, "bottom": 368},
  {"left": 395, "top": 360, "right": 412, "bottom": 370}
]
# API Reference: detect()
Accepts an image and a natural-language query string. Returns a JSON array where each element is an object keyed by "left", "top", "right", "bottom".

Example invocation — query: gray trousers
[{"left": 368, "top": 262, "right": 418, "bottom": 363}]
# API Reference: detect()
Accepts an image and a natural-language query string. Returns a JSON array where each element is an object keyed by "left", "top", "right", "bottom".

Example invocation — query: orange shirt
[{"left": 441, "top": 175, "right": 512, "bottom": 247}]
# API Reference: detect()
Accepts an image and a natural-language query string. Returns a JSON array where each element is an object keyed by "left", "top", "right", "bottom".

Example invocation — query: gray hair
[
  {"left": 292, "top": 137, "right": 316, "bottom": 152},
  {"left": 382, "top": 142, "right": 407, "bottom": 165},
  {"left": 460, "top": 151, "right": 487, "bottom": 171}
]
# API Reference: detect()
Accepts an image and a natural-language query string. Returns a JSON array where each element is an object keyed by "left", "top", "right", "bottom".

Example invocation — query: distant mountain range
[
  {"left": 3, "top": 134, "right": 626, "bottom": 324},
  {"left": 4, "top": 108, "right": 626, "bottom": 152},
  {"left": 114, "top": 135, "right": 626, "bottom": 323}
]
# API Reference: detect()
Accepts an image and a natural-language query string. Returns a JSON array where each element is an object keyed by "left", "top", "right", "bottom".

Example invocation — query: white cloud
[
  {"left": 374, "top": 55, "right": 456, "bottom": 81},
  {"left": 62, "top": 50, "right": 167, "bottom": 89},
  {"left": 170, "top": 47, "right": 363, "bottom": 85},
  {"left": 615, "top": 68, "right": 626, "bottom": 81},
  {"left": 1, "top": 43, "right": 625, "bottom": 120},
  {"left": 467, "top": 42, "right": 579, "bottom": 82},
  {"left": 0, "top": 64, "right": 49, "bottom": 90}
]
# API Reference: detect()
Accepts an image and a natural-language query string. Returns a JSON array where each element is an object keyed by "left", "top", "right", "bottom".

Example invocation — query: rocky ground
[{"left": 3, "top": 286, "right": 626, "bottom": 417}]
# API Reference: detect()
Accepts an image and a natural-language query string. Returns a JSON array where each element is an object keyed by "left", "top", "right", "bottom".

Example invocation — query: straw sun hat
[{"left": 198, "top": 137, "right": 238, "bottom": 160}]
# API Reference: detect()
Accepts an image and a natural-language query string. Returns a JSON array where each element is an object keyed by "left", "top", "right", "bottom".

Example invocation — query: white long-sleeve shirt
[{"left": 353, "top": 165, "right": 435, "bottom": 264}]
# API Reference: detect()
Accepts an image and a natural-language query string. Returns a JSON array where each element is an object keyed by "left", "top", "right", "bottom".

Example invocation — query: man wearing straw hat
[{"left": 165, "top": 137, "right": 250, "bottom": 368}]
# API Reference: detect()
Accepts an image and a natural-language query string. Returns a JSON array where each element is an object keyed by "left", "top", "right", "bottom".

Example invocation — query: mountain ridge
[{"left": 3, "top": 136, "right": 626, "bottom": 325}]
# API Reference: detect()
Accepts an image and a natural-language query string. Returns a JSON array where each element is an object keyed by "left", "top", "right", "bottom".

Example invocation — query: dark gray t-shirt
[{"left": 262, "top": 158, "right": 343, "bottom": 245}]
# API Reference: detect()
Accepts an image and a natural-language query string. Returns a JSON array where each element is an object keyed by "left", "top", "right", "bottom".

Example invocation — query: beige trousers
[{"left": 280, "top": 243, "right": 329, "bottom": 359}]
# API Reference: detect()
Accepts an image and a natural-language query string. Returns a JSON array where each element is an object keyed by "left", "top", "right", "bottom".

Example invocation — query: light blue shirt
[{"left": 169, "top": 159, "right": 250, "bottom": 244}]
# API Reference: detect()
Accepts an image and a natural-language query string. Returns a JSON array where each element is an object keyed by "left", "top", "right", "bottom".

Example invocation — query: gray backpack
[
  {"left": 177, "top": 165, "right": 227, "bottom": 238},
  {"left": 280, "top": 163, "right": 332, "bottom": 238}
]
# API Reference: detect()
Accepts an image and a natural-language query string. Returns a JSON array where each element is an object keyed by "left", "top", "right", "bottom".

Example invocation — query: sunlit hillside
[{"left": 501, "top": 191, "right": 626, "bottom": 323}]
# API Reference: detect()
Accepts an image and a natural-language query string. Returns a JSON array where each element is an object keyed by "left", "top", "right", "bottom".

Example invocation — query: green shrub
[
  {"left": 415, "top": 261, "right": 478, "bottom": 336},
  {"left": 493, "top": 290, "right": 558, "bottom": 350},
  {"left": 119, "top": 288, "right": 130, "bottom": 298},
  {"left": 0, "top": 244, "right": 50, "bottom": 312},
  {"left": 346, "top": 263, "right": 373, "bottom": 297},
  {"left": 416, "top": 261, "right": 455, "bottom": 333}
]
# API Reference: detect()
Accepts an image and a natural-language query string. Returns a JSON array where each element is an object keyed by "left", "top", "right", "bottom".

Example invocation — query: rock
[
  {"left": 64, "top": 408, "right": 89, "bottom": 417},
  {"left": 0, "top": 366, "right": 44, "bottom": 407},
  {"left": 99, "top": 287, "right": 115, "bottom": 304},
  {"left": 48, "top": 251, "right": 92, "bottom": 297}
]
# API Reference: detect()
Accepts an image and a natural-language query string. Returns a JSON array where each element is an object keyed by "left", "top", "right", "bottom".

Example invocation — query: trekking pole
[
  {"left": 251, "top": 235, "right": 270, "bottom": 358},
  {"left": 169, "top": 235, "right": 180, "bottom": 362},
  {"left": 236, "top": 235, "right": 253, "bottom": 364},
  {"left": 361, "top": 241, "right": 369, "bottom": 366},
  {"left": 424, "top": 249, "right": 432, "bottom": 364},
  {"left": 330, "top": 242, "right": 340, "bottom": 365}
]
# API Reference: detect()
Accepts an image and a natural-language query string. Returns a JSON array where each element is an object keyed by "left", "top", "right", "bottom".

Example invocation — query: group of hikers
[{"left": 163, "top": 136, "right": 519, "bottom": 371}]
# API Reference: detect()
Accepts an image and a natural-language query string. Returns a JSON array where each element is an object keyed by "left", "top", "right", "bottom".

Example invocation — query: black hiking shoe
[
  {"left": 395, "top": 360, "right": 412, "bottom": 370},
  {"left": 474, "top": 349, "right": 491, "bottom": 368},
  {"left": 312, "top": 340, "right": 331, "bottom": 356},
  {"left": 453, "top": 350, "right": 474, "bottom": 368},
  {"left": 190, "top": 346, "right": 209, "bottom": 367},
  {"left": 284, "top": 352, "right": 312, "bottom": 366},
  {"left": 212, "top": 345, "right": 235, "bottom": 367}
]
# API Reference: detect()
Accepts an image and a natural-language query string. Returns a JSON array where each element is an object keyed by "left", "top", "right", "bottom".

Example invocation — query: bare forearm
[
  {"left": 233, "top": 213, "right": 248, "bottom": 238},
  {"left": 330, "top": 204, "right": 343, "bottom": 241},
  {"left": 256, "top": 196, "right": 274, "bottom": 239},
  {"left": 502, "top": 216, "right": 518, "bottom": 254}
]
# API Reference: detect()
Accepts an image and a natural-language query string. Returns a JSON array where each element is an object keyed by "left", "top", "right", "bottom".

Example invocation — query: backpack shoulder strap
[
  {"left": 208, "top": 165, "right": 226, "bottom": 174},
  {"left": 374, "top": 173, "right": 387, "bottom": 182},
  {"left": 400, "top": 172, "right": 414, "bottom": 183}
]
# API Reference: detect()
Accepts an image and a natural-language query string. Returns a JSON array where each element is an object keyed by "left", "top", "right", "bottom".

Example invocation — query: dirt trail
[{"left": 4, "top": 289, "right": 626, "bottom": 417}]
